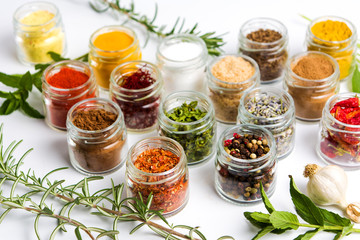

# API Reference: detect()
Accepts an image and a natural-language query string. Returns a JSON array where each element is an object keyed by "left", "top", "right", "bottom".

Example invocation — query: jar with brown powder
[
  {"left": 284, "top": 51, "right": 340, "bottom": 121},
  {"left": 67, "top": 98, "right": 128, "bottom": 175},
  {"left": 207, "top": 55, "right": 260, "bottom": 124}
]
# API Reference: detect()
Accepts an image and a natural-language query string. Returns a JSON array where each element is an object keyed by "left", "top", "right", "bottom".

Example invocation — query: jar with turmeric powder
[
  {"left": 89, "top": 26, "right": 142, "bottom": 90},
  {"left": 13, "top": 1, "right": 66, "bottom": 65},
  {"left": 305, "top": 16, "right": 357, "bottom": 82}
]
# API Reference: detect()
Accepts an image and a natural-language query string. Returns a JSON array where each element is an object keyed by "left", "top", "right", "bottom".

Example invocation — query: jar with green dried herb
[{"left": 158, "top": 91, "right": 216, "bottom": 165}]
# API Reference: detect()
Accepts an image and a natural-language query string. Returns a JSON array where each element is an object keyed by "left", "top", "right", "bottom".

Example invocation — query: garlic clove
[{"left": 346, "top": 202, "right": 360, "bottom": 223}]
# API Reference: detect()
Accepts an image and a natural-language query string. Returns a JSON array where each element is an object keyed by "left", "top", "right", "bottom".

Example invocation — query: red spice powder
[
  {"left": 134, "top": 148, "right": 179, "bottom": 173},
  {"left": 47, "top": 67, "right": 89, "bottom": 89}
]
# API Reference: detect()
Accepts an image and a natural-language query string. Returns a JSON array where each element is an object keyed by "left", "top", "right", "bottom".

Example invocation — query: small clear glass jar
[
  {"left": 238, "top": 18, "right": 288, "bottom": 83},
  {"left": 215, "top": 124, "right": 277, "bottom": 204},
  {"left": 13, "top": 1, "right": 67, "bottom": 65},
  {"left": 156, "top": 34, "right": 208, "bottom": 95},
  {"left": 305, "top": 16, "right": 357, "bottom": 82},
  {"left": 158, "top": 91, "right": 216, "bottom": 165},
  {"left": 238, "top": 87, "right": 295, "bottom": 159},
  {"left": 126, "top": 136, "right": 189, "bottom": 217},
  {"left": 284, "top": 51, "right": 340, "bottom": 121},
  {"left": 89, "top": 25, "right": 142, "bottom": 90},
  {"left": 110, "top": 61, "right": 163, "bottom": 133},
  {"left": 317, "top": 93, "right": 360, "bottom": 170},
  {"left": 42, "top": 60, "right": 98, "bottom": 131},
  {"left": 207, "top": 54, "right": 260, "bottom": 124},
  {"left": 67, "top": 98, "right": 128, "bottom": 175}
]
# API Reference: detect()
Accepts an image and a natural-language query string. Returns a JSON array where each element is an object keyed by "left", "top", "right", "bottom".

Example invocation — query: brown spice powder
[
  {"left": 246, "top": 29, "right": 282, "bottom": 43},
  {"left": 292, "top": 55, "right": 334, "bottom": 80},
  {"left": 72, "top": 109, "right": 117, "bottom": 131}
]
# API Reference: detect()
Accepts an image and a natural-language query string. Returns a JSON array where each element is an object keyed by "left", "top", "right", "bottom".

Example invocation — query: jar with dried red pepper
[
  {"left": 215, "top": 124, "right": 277, "bottom": 204},
  {"left": 110, "top": 61, "right": 163, "bottom": 132},
  {"left": 126, "top": 137, "right": 189, "bottom": 217},
  {"left": 317, "top": 93, "right": 360, "bottom": 169}
]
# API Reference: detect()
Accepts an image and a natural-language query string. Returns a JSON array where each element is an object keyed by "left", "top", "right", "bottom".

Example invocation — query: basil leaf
[
  {"left": 352, "top": 65, "right": 360, "bottom": 93},
  {"left": 269, "top": 211, "right": 299, "bottom": 230},
  {"left": 20, "top": 101, "right": 44, "bottom": 119},
  {"left": 319, "top": 208, "right": 351, "bottom": 227},
  {"left": 48, "top": 51, "right": 69, "bottom": 62},
  {"left": 0, "top": 72, "right": 20, "bottom": 88},
  {"left": 260, "top": 183, "right": 275, "bottom": 214},
  {"left": 289, "top": 177, "right": 324, "bottom": 226},
  {"left": 252, "top": 226, "right": 275, "bottom": 240},
  {"left": 19, "top": 71, "right": 33, "bottom": 92},
  {"left": 294, "top": 229, "right": 321, "bottom": 240}
]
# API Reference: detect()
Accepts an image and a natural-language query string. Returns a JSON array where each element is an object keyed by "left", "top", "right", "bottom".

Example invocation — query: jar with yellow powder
[
  {"left": 305, "top": 16, "right": 357, "bottom": 82},
  {"left": 13, "top": 2, "right": 66, "bottom": 65},
  {"left": 89, "top": 26, "right": 142, "bottom": 90}
]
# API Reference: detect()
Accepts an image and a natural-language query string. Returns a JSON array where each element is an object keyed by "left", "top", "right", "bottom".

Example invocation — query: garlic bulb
[{"left": 304, "top": 164, "right": 360, "bottom": 223}]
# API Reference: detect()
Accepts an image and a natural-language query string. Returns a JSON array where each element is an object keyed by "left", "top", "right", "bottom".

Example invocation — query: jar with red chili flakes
[
  {"left": 42, "top": 60, "right": 98, "bottom": 131},
  {"left": 126, "top": 137, "right": 189, "bottom": 217},
  {"left": 317, "top": 92, "right": 360, "bottom": 169},
  {"left": 110, "top": 61, "right": 163, "bottom": 132}
]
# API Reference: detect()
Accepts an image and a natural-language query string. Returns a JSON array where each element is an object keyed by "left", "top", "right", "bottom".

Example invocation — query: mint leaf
[
  {"left": 294, "top": 229, "right": 321, "bottom": 240},
  {"left": 250, "top": 212, "right": 271, "bottom": 224},
  {"left": 32, "top": 75, "right": 42, "bottom": 92},
  {"left": 0, "top": 99, "right": 19, "bottom": 115},
  {"left": 20, "top": 101, "right": 44, "bottom": 119},
  {"left": 260, "top": 183, "right": 275, "bottom": 214},
  {"left": 48, "top": 51, "right": 69, "bottom": 62},
  {"left": 0, "top": 91, "right": 11, "bottom": 99},
  {"left": 352, "top": 65, "right": 360, "bottom": 93},
  {"left": 0, "top": 72, "right": 21, "bottom": 88},
  {"left": 244, "top": 212, "right": 270, "bottom": 229},
  {"left": 269, "top": 211, "right": 299, "bottom": 230},
  {"left": 290, "top": 177, "right": 324, "bottom": 226},
  {"left": 319, "top": 208, "right": 351, "bottom": 227},
  {"left": 252, "top": 226, "right": 275, "bottom": 240},
  {"left": 19, "top": 71, "right": 33, "bottom": 92}
]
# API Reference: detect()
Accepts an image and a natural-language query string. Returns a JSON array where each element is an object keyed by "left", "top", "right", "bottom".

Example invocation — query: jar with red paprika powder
[
  {"left": 42, "top": 60, "right": 98, "bottom": 130},
  {"left": 317, "top": 92, "right": 360, "bottom": 169},
  {"left": 126, "top": 137, "right": 189, "bottom": 217},
  {"left": 110, "top": 61, "right": 163, "bottom": 132}
]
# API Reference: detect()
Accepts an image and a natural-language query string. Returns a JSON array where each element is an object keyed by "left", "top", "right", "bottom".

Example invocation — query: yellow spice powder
[
  {"left": 211, "top": 56, "right": 255, "bottom": 83},
  {"left": 311, "top": 20, "right": 352, "bottom": 42}
]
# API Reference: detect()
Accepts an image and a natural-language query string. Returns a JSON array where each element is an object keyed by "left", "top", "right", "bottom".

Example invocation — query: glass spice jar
[
  {"left": 238, "top": 17, "right": 288, "bottom": 83},
  {"left": 284, "top": 51, "right": 340, "bottom": 121},
  {"left": 89, "top": 25, "right": 142, "bottom": 90},
  {"left": 158, "top": 91, "right": 217, "bottom": 165},
  {"left": 67, "top": 98, "right": 128, "bottom": 175},
  {"left": 238, "top": 87, "right": 295, "bottom": 159},
  {"left": 305, "top": 16, "right": 357, "bottom": 82},
  {"left": 42, "top": 60, "right": 98, "bottom": 131},
  {"left": 156, "top": 34, "right": 208, "bottom": 95},
  {"left": 126, "top": 137, "right": 189, "bottom": 217},
  {"left": 110, "top": 61, "right": 163, "bottom": 133},
  {"left": 317, "top": 93, "right": 360, "bottom": 170},
  {"left": 13, "top": 1, "right": 67, "bottom": 65},
  {"left": 207, "top": 54, "right": 260, "bottom": 124},
  {"left": 215, "top": 124, "right": 277, "bottom": 204}
]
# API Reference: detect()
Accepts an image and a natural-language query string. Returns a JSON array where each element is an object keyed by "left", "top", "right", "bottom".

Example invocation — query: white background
[{"left": 1, "top": 0, "right": 360, "bottom": 239}]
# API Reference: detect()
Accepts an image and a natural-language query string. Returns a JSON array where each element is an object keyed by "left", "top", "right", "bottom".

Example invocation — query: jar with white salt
[{"left": 156, "top": 34, "right": 208, "bottom": 95}]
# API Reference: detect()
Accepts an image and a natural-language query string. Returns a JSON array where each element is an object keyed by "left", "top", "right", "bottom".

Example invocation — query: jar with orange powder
[{"left": 89, "top": 26, "right": 142, "bottom": 90}]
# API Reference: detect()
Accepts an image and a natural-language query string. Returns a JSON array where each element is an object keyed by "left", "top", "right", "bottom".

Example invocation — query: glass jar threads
[
  {"left": 318, "top": 93, "right": 360, "bottom": 170},
  {"left": 156, "top": 34, "right": 208, "bottom": 95},
  {"left": 158, "top": 91, "right": 216, "bottom": 165},
  {"left": 126, "top": 137, "right": 189, "bottom": 217},
  {"left": 238, "top": 18, "right": 288, "bottom": 83},
  {"left": 13, "top": 1, "right": 66, "bottom": 65},
  {"left": 215, "top": 124, "right": 277, "bottom": 204},
  {"left": 67, "top": 98, "right": 128, "bottom": 175},
  {"left": 305, "top": 16, "right": 357, "bottom": 82},
  {"left": 238, "top": 87, "right": 295, "bottom": 159},
  {"left": 284, "top": 51, "right": 340, "bottom": 121},
  {"left": 207, "top": 54, "right": 260, "bottom": 124},
  {"left": 110, "top": 61, "right": 163, "bottom": 133},
  {"left": 42, "top": 60, "right": 98, "bottom": 131},
  {"left": 89, "top": 25, "right": 142, "bottom": 90}
]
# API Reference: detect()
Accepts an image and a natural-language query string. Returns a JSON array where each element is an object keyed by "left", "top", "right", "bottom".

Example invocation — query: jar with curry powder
[
  {"left": 126, "top": 137, "right": 189, "bottom": 217},
  {"left": 305, "top": 16, "right": 357, "bottom": 82}
]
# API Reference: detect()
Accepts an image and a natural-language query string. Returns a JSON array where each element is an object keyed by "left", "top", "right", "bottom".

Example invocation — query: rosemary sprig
[{"left": 89, "top": 0, "right": 225, "bottom": 56}]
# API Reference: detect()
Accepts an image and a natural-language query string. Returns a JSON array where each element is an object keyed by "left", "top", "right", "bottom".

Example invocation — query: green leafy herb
[
  {"left": 166, "top": 101, "right": 206, "bottom": 123},
  {"left": 352, "top": 64, "right": 360, "bottom": 93},
  {"left": 244, "top": 177, "right": 360, "bottom": 239}
]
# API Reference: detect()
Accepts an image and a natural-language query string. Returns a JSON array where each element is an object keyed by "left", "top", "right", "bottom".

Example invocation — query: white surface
[{"left": 0, "top": 0, "right": 359, "bottom": 239}]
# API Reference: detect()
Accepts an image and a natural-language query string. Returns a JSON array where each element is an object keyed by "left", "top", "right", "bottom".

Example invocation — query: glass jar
[
  {"left": 158, "top": 91, "right": 216, "bottom": 165},
  {"left": 156, "top": 34, "right": 208, "bottom": 95},
  {"left": 215, "top": 124, "right": 277, "bottom": 204},
  {"left": 305, "top": 16, "right": 357, "bottom": 82},
  {"left": 13, "top": 1, "right": 67, "bottom": 65},
  {"left": 89, "top": 25, "right": 142, "bottom": 90},
  {"left": 126, "top": 137, "right": 189, "bottom": 217},
  {"left": 67, "top": 98, "right": 128, "bottom": 175},
  {"left": 238, "top": 18, "right": 288, "bottom": 83},
  {"left": 110, "top": 61, "right": 163, "bottom": 133},
  {"left": 207, "top": 54, "right": 260, "bottom": 124},
  {"left": 317, "top": 93, "right": 360, "bottom": 170},
  {"left": 42, "top": 60, "right": 98, "bottom": 131},
  {"left": 238, "top": 87, "right": 295, "bottom": 159},
  {"left": 284, "top": 51, "right": 340, "bottom": 121}
]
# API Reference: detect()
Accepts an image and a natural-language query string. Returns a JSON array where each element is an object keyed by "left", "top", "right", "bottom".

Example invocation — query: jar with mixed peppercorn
[
  {"left": 215, "top": 124, "right": 277, "bottom": 204},
  {"left": 317, "top": 93, "right": 360, "bottom": 169},
  {"left": 126, "top": 137, "right": 189, "bottom": 217},
  {"left": 158, "top": 91, "right": 217, "bottom": 165}
]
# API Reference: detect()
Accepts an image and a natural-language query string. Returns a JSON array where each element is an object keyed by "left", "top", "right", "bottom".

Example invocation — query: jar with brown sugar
[{"left": 284, "top": 51, "right": 340, "bottom": 121}]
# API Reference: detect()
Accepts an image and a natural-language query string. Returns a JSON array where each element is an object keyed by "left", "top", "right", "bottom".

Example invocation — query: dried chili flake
[{"left": 134, "top": 148, "right": 179, "bottom": 173}]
